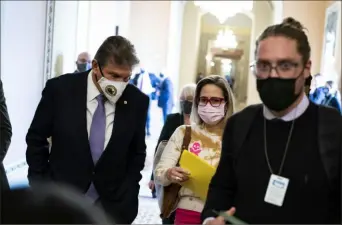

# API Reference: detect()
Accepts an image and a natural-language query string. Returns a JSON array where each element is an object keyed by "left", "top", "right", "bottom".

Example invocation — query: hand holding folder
[{"left": 179, "top": 150, "right": 216, "bottom": 201}]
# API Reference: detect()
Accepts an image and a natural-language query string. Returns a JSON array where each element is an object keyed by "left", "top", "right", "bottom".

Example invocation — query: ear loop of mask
[{"left": 97, "top": 62, "right": 105, "bottom": 80}]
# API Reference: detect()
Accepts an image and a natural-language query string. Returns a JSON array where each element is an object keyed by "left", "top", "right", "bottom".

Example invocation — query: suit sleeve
[
  {"left": 124, "top": 94, "right": 149, "bottom": 186},
  {"left": 26, "top": 79, "right": 55, "bottom": 184},
  {"left": 151, "top": 115, "right": 173, "bottom": 180},
  {"left": 0, "top": 79, "right": 12, "bottom": 162},
  {"left": 201, "top": 117, "right": 237, "bottom": 222}
]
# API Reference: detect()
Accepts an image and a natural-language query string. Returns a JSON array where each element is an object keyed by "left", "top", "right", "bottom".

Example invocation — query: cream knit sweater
[{"left": 154, "top": 123, "right": 223, "bottom": 213}]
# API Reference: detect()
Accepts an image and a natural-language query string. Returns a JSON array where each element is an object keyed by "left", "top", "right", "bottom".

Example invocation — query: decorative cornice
[{"left": 42, "top": 0, "right": 55, "bottom": 87}]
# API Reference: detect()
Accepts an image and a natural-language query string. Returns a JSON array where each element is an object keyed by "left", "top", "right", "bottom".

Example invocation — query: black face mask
[
  {"left": 181, "top": 101, "right": 192, "bottom": 115},
  {"left": 257, "top": 77, "right": 301, "bottom": 112},
  {"left": 76, "top": 63, "right": 91, "bottom": 72}
]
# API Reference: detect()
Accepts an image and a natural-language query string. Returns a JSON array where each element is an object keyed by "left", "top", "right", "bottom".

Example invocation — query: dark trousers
[{"left": 162, "top": 105, "right": 171, "bottom": 123}]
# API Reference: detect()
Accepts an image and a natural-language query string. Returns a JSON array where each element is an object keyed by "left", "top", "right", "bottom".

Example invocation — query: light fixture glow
[
  {"left": 194, "top": 1, "right": 253, "bottom": 24},
  {"left": 214, "top": 29, "right": 238, "bottom": 49}
]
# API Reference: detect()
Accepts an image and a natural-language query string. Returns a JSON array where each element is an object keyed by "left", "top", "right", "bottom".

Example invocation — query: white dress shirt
[{"left": 86, "top": 70, "right": 115, "bottom": 150}]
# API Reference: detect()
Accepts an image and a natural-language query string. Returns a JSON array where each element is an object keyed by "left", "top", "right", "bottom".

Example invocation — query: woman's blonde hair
[
  {"left": 190, "top": 75, "right": 236, "bottom": 125},
  {"left": 179, "top": 83, "right": 196, "bottom": 101}
]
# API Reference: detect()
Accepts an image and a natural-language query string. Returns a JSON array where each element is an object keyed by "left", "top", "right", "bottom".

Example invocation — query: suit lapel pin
[{"left": 124, "top": 101, "right": 127, "bottom": 104}]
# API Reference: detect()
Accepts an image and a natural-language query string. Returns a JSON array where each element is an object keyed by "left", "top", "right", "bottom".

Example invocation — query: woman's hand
[{"left": 166, "top": 167, "right": 190, "bottom": 183}]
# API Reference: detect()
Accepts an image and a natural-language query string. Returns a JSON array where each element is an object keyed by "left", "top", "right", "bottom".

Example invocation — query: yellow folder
[{"left": 179, "top": 150, "right": 216, "bottom": 201}]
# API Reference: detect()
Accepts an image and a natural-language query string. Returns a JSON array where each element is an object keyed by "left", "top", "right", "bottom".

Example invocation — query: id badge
[{"left": 264, "top": 174, "right": 289, "bottom": 207}]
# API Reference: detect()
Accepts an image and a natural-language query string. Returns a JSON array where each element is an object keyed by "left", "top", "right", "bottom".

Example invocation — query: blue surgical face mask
[{"left": 76, "top": 62, "right": 92, "bottom": 72}]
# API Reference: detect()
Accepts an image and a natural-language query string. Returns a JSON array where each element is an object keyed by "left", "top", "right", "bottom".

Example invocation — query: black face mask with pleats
[{"left": 257, "top": 77, "right": 301, "bottom": 111}]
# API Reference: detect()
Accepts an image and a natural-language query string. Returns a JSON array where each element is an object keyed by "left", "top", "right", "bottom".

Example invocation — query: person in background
[
  {"left": 196, "top": 72, "right": 205, "bottom": 84},
  {"left": 149, "top": 83, "right": 196, "bottom": 224},
  {"left": 149, "top": 72, "right": 161, "bottom": 101},
  {"left": 75, "top": 52, "right": 92, "bottom": 73},
  {"left": 158, "top": 73, "right": 174, "bottom": 123},
  {"left": 1, "top": 183, "right": 113, "bottom": 224},
  {"left": 26, "top": 36, "right": 149, "bottom": 224},
  {"left": 0, "top": 78, "right": 12, "bottom": 192},
  {"left": 321, "top": 80, "right": 342, "bottom": 113},
  {"left": 202, "top": 17, "right": 341, "bottom": 224},
  {"left": 155, "top": 75, "right": 235, "bottom": 225},
  {"left": 136, "top": 68, "right": 154, "bottom": 136}
]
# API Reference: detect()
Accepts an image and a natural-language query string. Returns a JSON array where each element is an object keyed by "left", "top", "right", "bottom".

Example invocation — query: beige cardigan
[{"left": 154, "top": 124, "right": 223, "bottom": 213}]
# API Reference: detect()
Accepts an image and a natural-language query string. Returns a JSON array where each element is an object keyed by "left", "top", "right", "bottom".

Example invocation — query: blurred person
[
  {"left": 134, "top": 68, "right": 154, "bottom": 136},
  {"left": 321, "top": 80, "right": 342, "bottom": 113},
  {"left": 0, "top": 78, "right": 12, "bottom": 192},
  {"left": 149, "top": 72, "right": 161, "bottom": 101},
  {"left": 149, "top": 83, "right": 196, "bottom": 224},
  {"left": 309, "top": 73, "right": 327, "bottom": 104},
  {"left": 26, "top": 36, "right": 149, "bottom": 224},
  {"left": 155, "top": 75, "right": 235, "bottom": 225},
  {"left": 158, "top": 72, "right": 174, "bottom": 123},
  {"left": 1, "top": 183, "right": 113, "bottom": 224},
  {"left": 75, "top": 52, "right": 92, "bottom": 73},
  {"left": 196, "top": 72, "right": 205, "bottom": 83},
  {"left": 202, "top": 18, "right": 341, "bottom": 224}
]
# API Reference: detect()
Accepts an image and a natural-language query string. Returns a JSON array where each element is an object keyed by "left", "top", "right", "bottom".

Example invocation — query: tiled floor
[{"left": 6, "top": 100, "right": 165, "bottom": 224}]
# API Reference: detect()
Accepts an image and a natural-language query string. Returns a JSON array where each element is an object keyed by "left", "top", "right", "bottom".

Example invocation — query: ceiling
[{"left": 201, "top": 12, "right": 252, "bottom": 29}]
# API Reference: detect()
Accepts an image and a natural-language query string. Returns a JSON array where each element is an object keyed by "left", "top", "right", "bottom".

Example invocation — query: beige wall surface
[
  {"left": 283, "top": 0, "right": 341, "bottom": 88},
  {"left": 128, "top": 1, "right": 171, "bottom": 74},
  {"left": 282, "top": 1, "right": 326, "bottom": 75}
]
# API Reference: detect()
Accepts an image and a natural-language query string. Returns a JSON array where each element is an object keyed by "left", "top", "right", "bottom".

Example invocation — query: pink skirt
[{"left": 174, "top": 208, "right": 201, "bottom": 225}]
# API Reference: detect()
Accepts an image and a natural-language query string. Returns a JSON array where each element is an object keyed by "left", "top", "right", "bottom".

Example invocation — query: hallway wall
[
  {"left": 283, "top": 0, "right": 341, "bottom": 89},
  {"left": 1, "top": 1, "right": 47, "bottom": 166},
  {"left": 282, "top": 1, "right": 326, "bottom": 75},
  {"left": 127, "top": 1, "right": 171, "bottom": 74},
  {"left": 52, "top": 1, "right": 130, "bottom": 77}
]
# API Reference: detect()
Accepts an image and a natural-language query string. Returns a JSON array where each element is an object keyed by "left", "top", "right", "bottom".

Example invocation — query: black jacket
[
  {"left": 0, "top": 79, "right": 12, "bottom": 191},
  {"left": 151, "top": 113, "right": 183, "bottom": 180},
  {"left": 202, "top": 104, "right": 342, "bottom": 223},
  {"left": 26, "top": 71, "right": 149, "bottom": 224}
]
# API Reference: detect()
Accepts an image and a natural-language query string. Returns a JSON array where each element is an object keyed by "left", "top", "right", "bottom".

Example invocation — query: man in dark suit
[
  {"left": 158, "top": 73, "right": 173, "bottom": 123},
  {"left": 26, "top": 36, "right": 149, "bottom": 224},
  {"left": 0, "top": 78, "right": 12, "bottom": 192}
]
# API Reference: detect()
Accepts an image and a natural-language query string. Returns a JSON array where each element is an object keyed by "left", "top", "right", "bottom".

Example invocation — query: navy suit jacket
[{"left": 26, "top": 71, "right": 149, "bottom": 223}]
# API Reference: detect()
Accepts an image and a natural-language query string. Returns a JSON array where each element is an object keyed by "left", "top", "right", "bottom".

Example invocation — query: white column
[
  {"left": 166, "top": 1, "right": 186, "bottom": 101},
  {"left": 177, "top": 2, "right": 202, "bottom": 95},
  {"left": 51, "top": 1, "right": 79, "bottom": 76},
  {"left": 272, "top": 0, "right": 283, "bottom": 24},
  {"left": 246, "top": 1, "right": 274, "bottom": 105}
]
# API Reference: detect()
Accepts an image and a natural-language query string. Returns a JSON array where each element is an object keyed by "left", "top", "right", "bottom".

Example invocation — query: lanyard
[{"left": 263, "top": 117, "right": 296, "bottom": 175}]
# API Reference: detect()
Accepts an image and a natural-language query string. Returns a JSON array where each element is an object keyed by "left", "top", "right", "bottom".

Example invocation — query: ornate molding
[{"left": 42, "top": 0, "right": 55, "bottom": 86}]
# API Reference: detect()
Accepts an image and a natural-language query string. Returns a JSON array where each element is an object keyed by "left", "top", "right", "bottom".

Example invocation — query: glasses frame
[
  {"left": 198, "top": 96, "right": 225, "bottom": 108},
  {"left": 250, "top": 61, "right": 301, "bottom": 79}
]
